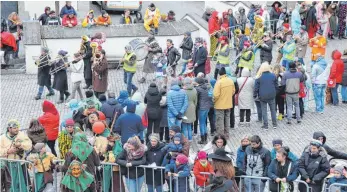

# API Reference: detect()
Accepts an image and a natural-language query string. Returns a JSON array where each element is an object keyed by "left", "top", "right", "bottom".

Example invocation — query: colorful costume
[
  {"left": 291, "top": 3, "right": 302, "bottom": 35},
  {"left": 338, "top": 2, "right": 347, "bottom": 38},
  {"left": 309, "top": 36, "right": 327, "bottom": 61},
  {"left": 58, "top": 127, "right": 81, "bottom": 159},
  {"left": 208, "top": 11, "right": 220, "bottom": 56},
  {"left": 61, "top": 160, "right": 95, "bottom": 192},
  {"left": 144, "top": 6, "right": 161, "bottom": 32}
]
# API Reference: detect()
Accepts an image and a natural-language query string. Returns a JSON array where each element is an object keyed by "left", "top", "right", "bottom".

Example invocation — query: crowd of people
[{"left": 1, "top": 1, "right": 347, "bottom": 192}]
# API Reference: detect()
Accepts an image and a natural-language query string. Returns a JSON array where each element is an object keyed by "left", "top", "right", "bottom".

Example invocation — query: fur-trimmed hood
[{"left": 304, "top": 145, "right": 328, "bottom": 158}]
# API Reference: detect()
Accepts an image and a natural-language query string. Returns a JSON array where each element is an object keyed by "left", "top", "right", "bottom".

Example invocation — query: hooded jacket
[
  {"left": 145, "top": 142, "right": 166, "bottom": 186},
  {"left": 167, "top": 84, "right": 189, "bottom": 118},
  {"left": 144, "top": 84, "right": 162, "bottom": 120},
  {"left": 243, "top": 144, "right": 271, "bottom": 177},
  {"left": 312, "top": 57, "right": 329, "bottom": 85},
  {"left": 113, "top": 101, "right": 144, "bottom": 144},
  {"left": 260, "top": 39, "right": 273, "bottom": 62},
  {"left": 209, "top": 11, "right": 220, "bottom": 35},
  {"left": 313, "top": 131, "right": 347, "bottom": 160},
  {"left": 329, "top": 50, "right": 345, "bottom": 84},
  {"left": 62, "top": 14, "right": 78, "bottom": 27},
  {"left": 291, "top": 3, "right": 302, "bottom": 35},
  {"left": 196, "top": 82, "right": 213, "bottom": 110},
  {"left": 59, "top": 5, "right": 77, "bottom": 18},
  {"left": 180, "top": 33, "right": 193, "bottom": 60},
  {"left": 38, "top": 100, "right": 60, "bottom": 141},
  {"left": 298, "top": 146, "right": 330, "bottom": 183},
  {"left": 282, "top": 68, "right": 305, "bottom": 94},
  {"left": 101, "top": 98, "right": 124, "bottom": 127}
]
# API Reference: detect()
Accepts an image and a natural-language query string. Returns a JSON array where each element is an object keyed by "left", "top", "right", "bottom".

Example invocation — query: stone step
[
  {"left": 1, "top": 68, "right": 26, "bottom": 75},
  {"left": 8, "top": 57, "right": 26, "bottom": 65}
]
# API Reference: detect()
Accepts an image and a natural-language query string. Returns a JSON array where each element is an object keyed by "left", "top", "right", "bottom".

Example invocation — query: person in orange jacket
[
  {"left": 309, "top": 29, "right": 327, "bottom": 62},
  {"left": 329, "top": 50, "right": 345, "bottom": 105},
  {"left": 193, "top": 151, "right": 214, "bottom": 190},
  {"left": 96, "top": 10, "right": 111, "bottom": 26}
]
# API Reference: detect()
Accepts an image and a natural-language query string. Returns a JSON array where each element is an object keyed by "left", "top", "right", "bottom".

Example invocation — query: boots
[
  {"left": 204, "top": 134, "right": 208, "bottom": 144},
  {"left": 198, "top": 135, "right": 205, "bottom": 144},
  {"left": 34, "top": 95, "right": 41, "bottom": 100},
  {"left": 65, "top": 92, "right": 71, "bottom": 100}
]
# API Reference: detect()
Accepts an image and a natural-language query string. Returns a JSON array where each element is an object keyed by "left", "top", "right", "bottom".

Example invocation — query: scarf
[
  {"left": 61, "top": 160, "right": 94, "bottom": 191},
  {"left": 200, "top": 161, "right": 208, "bottom": 168},
  {"left": 71, "top": 133, "right": 93, "bottom": 162},
  {"left": 124, "top": 143, "right": 145, "bottom": 161}
]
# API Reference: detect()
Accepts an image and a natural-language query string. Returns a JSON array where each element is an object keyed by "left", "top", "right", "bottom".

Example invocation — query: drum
[{"left": 128, "top": 38, "right": 148, "bottom": 61}]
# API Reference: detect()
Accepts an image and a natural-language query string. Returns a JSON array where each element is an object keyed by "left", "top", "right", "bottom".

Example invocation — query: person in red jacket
[
  {"left": 208, "top": 11, "right": 220, "bottom": 57},
  {"left": 62, "top": 10, "right": 78, "bottom": 28},
  {"left": 329, "top": 50, "right": 345, "bottom": 105},
  {"left": 193, "top": 151, "right": 214, "bottom": 190},
  {"left": 38, "top": 100, "right": 60, "bottom": 156}
]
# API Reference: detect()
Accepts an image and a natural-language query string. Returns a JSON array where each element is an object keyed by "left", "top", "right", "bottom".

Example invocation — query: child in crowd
[
  {"left": 236, "top": 135, "right": 250, "bottom": 169},
  {"left": 297, "top": 62, "right": 308, "bottom": 118},
  {"left": 165, "top": 154, "right": 190, "bottom": 192},
  {"left": 162, "top": 133, "right": 183, "bottom": 164},
  {"left": 27, "top": 143, "right": 57, "bottom": 192},
  {"left": 182, "top": 60, "right": 195, "bottom": 78},
  {"left": 193, "top": 151, "right": 214, "bottom": 191},
  {"left": 270, "top": 139, "right": 298, "bottom": 161},
  {"left": 328, "top": 165, "right": 347, "bottom": 192}
]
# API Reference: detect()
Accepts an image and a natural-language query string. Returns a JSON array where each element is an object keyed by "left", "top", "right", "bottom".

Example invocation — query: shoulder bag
[{"left": 235, "top": 77, "right": 248, "bottom": 106}]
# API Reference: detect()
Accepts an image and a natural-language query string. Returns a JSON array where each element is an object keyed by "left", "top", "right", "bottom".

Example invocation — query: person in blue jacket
[
  {"left": 101, "top": 92, "right": 124, "bottom": 127},
  {"left": 165, "top": 154, "right": 190, "bottom": 192},
  {"left": 270, "top": 139, "right": 298, "bottom": 162},
  {"left": 59, "top": 1, "right": 77, "bottom": 18},
  {"left": 60, "top": 99, "right": 79, "bottom": 130},
  {"left": 113, "top": 100, "right": 144, "bottom": 144},
  {"left": 167, "top": 78, "right": 188, "bottom": 127},
  {"left": 267, "top": 147, "right": 299, "bottom": 192},
  {"left": 236, "top": 135, "right": 250, "bottom": 169},
  {"left": 328, "top": 165, "right": 347, "bottom": 192}
]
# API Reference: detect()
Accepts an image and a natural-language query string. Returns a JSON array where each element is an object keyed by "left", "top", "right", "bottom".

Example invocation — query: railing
[{"left": 327, "top": 182, "right": 347, "bottom": 192}]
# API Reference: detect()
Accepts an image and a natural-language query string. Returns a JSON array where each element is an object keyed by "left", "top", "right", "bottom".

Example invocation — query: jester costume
[
  {"left": 61, "top": 160, "right": 95, "bottom": 192},
  {"left": 209, "top": 11, "right": 220, "bottom": 57},
  {"left": 58, "top": 126, "right": 81, "bottom": 159},
  {"left": 338, "top": 1, "right": 347, "bottom": 38}
]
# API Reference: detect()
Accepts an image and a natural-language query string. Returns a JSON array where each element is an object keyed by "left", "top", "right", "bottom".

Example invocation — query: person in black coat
[
  {"left": 166, "top": 39, "right": 181, "bottom": 77},
  {"left": 145, "top": 134, "right": 167, "bottom": 192},
  {"left": 144, "top": 83, "right": 162, "bottom": 140},
  {"left": 267, "top": 147, "right": 298, "bottom": 192},
  {"left": 259, "top": 32, "right": 273, "bottom": 64},
  {"left": 81, "top": 36, "right": 93, "bottom": 89},
  {"left": 312, "top": 131, "right": 347, "bottom": 160},
  {"left": 51, "top": 50, "right": 70, "bottom": 104},
  {"left": 192, "top": 37, "right": 208, "bottom": 75},
  {"left": 38, "top": 7, "right": 51, "bottom": 25},
  {"left": 298, "top": 140, "right": 330, "bottom": 192},
  {"left": 100, "top": 92, "right": 124, "bottom": 128},
  {"left": 35, "top": 47, "right": 55, "bottom": 100},
  {"left": 179, "top": 32, "right": 194, "bottom": 75}
]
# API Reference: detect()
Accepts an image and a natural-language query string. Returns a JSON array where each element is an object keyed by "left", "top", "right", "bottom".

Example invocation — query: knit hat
[
  {"left": 65, "top": 118, "right": 75, "bottom": 126},
  {"left": 283, "top": 23, "right": 290, "bottom": 29},
  {"left": 58, "top": 50, "right": 68, "bottom": 56},
  {"left": 173, "top": 133, "right": 181, "bottom": 142},
  {"left": 7, "top": 119, "right": 20, "bottom": 128},
  {"left": 148, "top": 133, "right": 160, "bottom": 142},
  {"left": 176, "top": 154, "right": 188, "bottom": 164},
  {"left": 169, "top": 125, "right": 181, "bottom": 133},
  {"left": 310, "top": 139, "right": 322, "bottom": 147},
  {"left": 195, "top": 77, "right": 205, "bottom": 85},
  {"left": 197, "top": 151, "right": 208, "bottom": 160},
  {"left": 334, "top": 165, "right": 345, "bottom": 175},
  {"left": 183, "top": 77, "right": 193, "bottom": 86},
  {"left": 272, "top": 139, "right": 283, "bottom": 146}
]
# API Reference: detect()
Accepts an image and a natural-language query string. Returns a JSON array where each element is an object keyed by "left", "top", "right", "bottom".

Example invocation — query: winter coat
[
  {"left": 80, "top": 96, "right": 102, "bottom": 111},
  {"left": 328, "top": 176, "right": 347, "bottom": 192},
  {"left": 183, "top": 87, "right": 197, "bottom": 123},
  {"left": 343, "top": 58, "right": 347, "bottom": 86},
  {"left": 192, "top": 46, "right": 208, "bottom": 75},
  {"left": 160, "top": 95, "right": 168, "bottom": 128},
  {"left": 37, "top": 54, "right": 52, "bottom": 87},
  {"left": 312, "top": 57, "right": 328, "bottom": 85},
  {"left": 38, "top": 100, "right": 60, "bottom": 141},
  {"left": 0, "top": 131, "right": 32, "bottom": 160},
  {"left": 193, "top": 160, "right": 214, "bottom": 187},
  {"left": 167, "top": 46, "right": 181, "bottom": 66},
  {"left": 165, "top": 163, "right": 190, "bottom": 192},
  {"left": 298, "top": 147, "right": 330, "bottom": 184},
  {"left": 260, "top": 40, "right": 273, "bottom": 63},
  {"left": 114, "top": 102, "right": 144, "bottom": 144},
  {"left": 180, "top": 36, "right": 193, "bottom": 60},
  {"left": 59, "top": 5, "right": 77, "bottom": 18},
  {"left": 116, "top": 148, "right": 146, "bottom": 179},
  {"left": 270, "top": 149, "right": 298, "bottom": 162},
  {"left": 130, "top": 92, "right": 147, "bottom": 117},
  {"left": 254, "top": 71, "right": 278, "bottom": 101},
  {"left": 170, "top": 134, "right": 190, "bottom": 157},
  {"left": 270, "top": 7, "right": 281, "bottom": 21},
  {"left": 267, "top": 159, "right": 299, "bottom": 192},
  {"left": 296, "top": 31, "right": 309, "bottom": 58},
  {"left": 330, "top": 50, "right": 345, "bottom": 84},
  {"left": 228, "top": 14, "right": 238, "bottom": 28},
  {"left": 45, "top": 16, "right": 61, "bottom": 25},
  {"left": 70, "top": 59, "right": 84, "bottom": 83},
  {"left": 52, "top": 58, "right": 68, "bottom": 92},
  {"left": 101, "top": 98, "right": 124, "bottom": 127},
  {"left": 96, "top": 15, "right": 111, "bottom": 25},
  {"left": 237, "top": 7, "right": 247, "bottom": 26},
  {"left": 62, "top": 15, "right": 78, "bottom": 27},
  {"left": 144, "top": 38, "right": 161, "bottom": 74},
  {"left": 236, "top": 146, "right": 246, "bottom": 169},
  {"left": 119, "top": 15, "right": 132, "bottom": 24},
  {"left": 92, "top": 56, "right": 108, "bottom": 92},
  {"left": 247, "top": 8, "right": 256, "bottom": 26},
  {"left": 291, "top": 4, "right": 302, "bottom": 35},
  {"left": 196, "top": 83, "right": 213, "bottom": 110},
  {"left": 145, "top": 142, "right": 166, "bottom": 186},
  {"left": 27, "top": 123, "right": 48, "bottom": 145},
  {"left": 282, "top": 68, "right": 305, "bottom": 94},
  {"left": 237, "top": 69, "right": 255, "bottom": 109},
  {"left": 167, "top": 85, "right": 189, "bottom": 118},
  {"left": 144, "top": 84, "right": 162, "bottom": 120},
  {"left": 209, "top": 11, "right": 220, "bottom": 35},
  {"left": 313, "top": 131, "right": 347, "bottom": 160},
  {"left": 213, "top": 75, "right": 236, "bottom": 109},
  {"left": 244, "top": 144, "right": 271, "bottom": 177},
  {"left": 38, "top": 13, "right": 50, "bottom": 25}
]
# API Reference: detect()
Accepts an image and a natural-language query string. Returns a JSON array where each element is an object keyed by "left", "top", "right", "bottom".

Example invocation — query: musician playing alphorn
[
  {"left": 51, "top": 50, "right": 70, "bottom": 104},
  {"left": 92, "top": 49, "right": 108, "bottom": 98},
  {"left": 35, "top": 47, "right": 55, "bottom": 100}
]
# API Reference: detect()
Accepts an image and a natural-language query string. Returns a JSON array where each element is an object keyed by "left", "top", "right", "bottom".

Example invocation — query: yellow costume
[{"left": 144, "top": 7, "right": 161, "bottom": 32}]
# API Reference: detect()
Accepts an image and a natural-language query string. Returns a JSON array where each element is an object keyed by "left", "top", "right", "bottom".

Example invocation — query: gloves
[
  {"left": 176, "top": 112, "right": 183, "bottom": 120},
  {"left": 100, "top": 155, "right": 105, "bottom": 161}
]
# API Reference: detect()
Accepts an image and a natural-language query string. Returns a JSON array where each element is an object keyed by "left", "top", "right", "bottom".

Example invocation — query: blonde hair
[
  {"left": 8, "top": 12, "right": 20, "bottom": 22},
  {"left": 256, "top": 62, "right": 271, "bottom": 79},
  {"left": 272, "top": 64, "right": 283, "bottom": 77}
]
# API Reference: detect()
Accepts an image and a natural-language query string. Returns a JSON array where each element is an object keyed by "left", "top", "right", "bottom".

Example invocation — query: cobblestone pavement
[{"left": 1, "top": 39, "right": 347, "bottom": 159}]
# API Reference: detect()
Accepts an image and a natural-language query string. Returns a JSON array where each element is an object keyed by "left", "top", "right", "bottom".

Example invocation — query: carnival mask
[{"left": 71, "top": 164, "right": 82, "bottom": 178}]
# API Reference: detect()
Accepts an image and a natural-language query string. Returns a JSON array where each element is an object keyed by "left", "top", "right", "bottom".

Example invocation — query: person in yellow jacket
[
  {"left": 120, "top": 45, "right": 138, "bottom": 95},
  {"left": 237, "top": 41, "right": 255, "bottom": 76},
  {"left": 0, "top": 119, "right": 33, "bottom": 192},
  {"left": 214, "top": 36, "right": 231, "bottom": 79},
  {"left": 27, "top": 143, "right": 57, "bottom": 192},
  {"left": 82, "top": 10, "right": 96, "bottom": 28},
  {"left": 213, "top": 67, "right": 236, "bottom": 139},
  {"left": 144, "top": 3, "right": 161, "bottom": 34}
]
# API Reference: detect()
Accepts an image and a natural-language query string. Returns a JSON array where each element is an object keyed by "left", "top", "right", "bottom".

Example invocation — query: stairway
[{"left": 1, "top": 57, "right": 26, "bottom": 74}]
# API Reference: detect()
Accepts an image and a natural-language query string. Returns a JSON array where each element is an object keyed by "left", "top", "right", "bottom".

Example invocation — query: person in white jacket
[{"left": 70, "top": 52, "right": 84, "bottom": 100}]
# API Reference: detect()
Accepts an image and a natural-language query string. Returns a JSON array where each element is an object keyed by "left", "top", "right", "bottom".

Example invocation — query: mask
[{"left": 71, "top": 164, "right": 82, "bottom": 178}]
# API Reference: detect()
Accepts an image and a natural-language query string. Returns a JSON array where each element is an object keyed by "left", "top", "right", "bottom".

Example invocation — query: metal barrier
[
  {"left": 327, "top": 182, "right": 347, "bottom": 192},
  {"left": 0, "top": 158, "right": 36, "bottom": 192}
]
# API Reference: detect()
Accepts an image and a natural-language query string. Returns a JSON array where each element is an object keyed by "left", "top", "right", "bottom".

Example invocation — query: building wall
[{"left": 205, "top": 1, "right": 251, "bottom": 15}]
